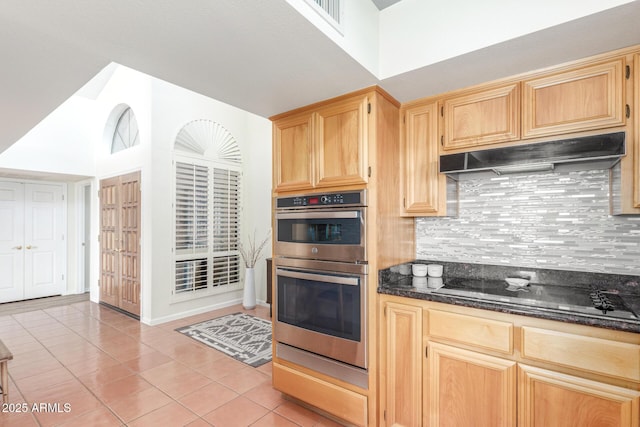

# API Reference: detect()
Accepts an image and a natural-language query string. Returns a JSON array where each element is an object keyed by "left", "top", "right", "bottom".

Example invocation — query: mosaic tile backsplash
[{"left": 416, "top": 168, "right": 640, "bottom": 276}]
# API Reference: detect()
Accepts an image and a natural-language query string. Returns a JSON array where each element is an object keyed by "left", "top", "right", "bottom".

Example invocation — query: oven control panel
[{"left": 276, "top": 190, "right": 366, "bottom": 208}]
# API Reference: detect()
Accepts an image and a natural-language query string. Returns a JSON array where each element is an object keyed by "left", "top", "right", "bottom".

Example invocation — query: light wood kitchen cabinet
[
  {"left": 315, "top": 95, "right": 369, "bottom": 188},
  {"left": 272, "top": 94, "right": 368, "bottom": 192},
  {"left": 378, "top": 295, "right": 640, "bottom": 427},
  {"left": 401, "top": 101, "right": 447, "bottom": 216},
  {"left": 427, "top": 342, "right": 517, "bottom": 427},
  {"left": 522, "top": 58, "right": 626, "bottom": 139},
  {"left": 380, "top": 300, "right": 422, "bottom": 427},
  {"left": 273, "top": 111, "right": 314, "bottom": 192},
  {"left": 440, "top": 83, "right": 520, "bottom": 151},
  {"left": 634, "top": 53, "right": 640, "bottom": 209},
  {"left": 518, "top": 364, "right": 640, "bottom": 427},
  {"left": 272, "top": 87, "right": 415, "bottom": 427}
]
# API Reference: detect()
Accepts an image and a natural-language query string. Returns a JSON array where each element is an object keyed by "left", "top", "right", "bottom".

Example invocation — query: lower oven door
[{"left": 274, "top": 258, "right": 367, "bottom": 369}]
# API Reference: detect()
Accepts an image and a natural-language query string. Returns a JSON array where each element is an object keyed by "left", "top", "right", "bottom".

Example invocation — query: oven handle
[
  {"left": 276, "top": 211, "right": 360, "bottom": 220},
  {"left": 276, "top": 268, "right": 359, "bottom": 286}
]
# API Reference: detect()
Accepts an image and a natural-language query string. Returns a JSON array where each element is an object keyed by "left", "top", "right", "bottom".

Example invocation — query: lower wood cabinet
[
  {"left": 379, "top": 296, "right": 640, "bottom": 427},
  {"left": 381, "top": 302, "right": 422, "bottom": 427},
  {"left": 427, "top": 342, "right": 516, "bottom": 427},
  {"left": 518, "top": 364, "right": 640, "bottom": 427}
]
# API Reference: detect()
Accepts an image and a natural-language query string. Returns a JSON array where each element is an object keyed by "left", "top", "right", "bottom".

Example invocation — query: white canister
[
  {"left": 427, "top": 264, "right": 443, "bottom": 277},
  {"left": 412, "top": 264, "right": 428, "bottom": 277},
  {"left": 398, "top": 264, "right": 412, "bottom": 275}
]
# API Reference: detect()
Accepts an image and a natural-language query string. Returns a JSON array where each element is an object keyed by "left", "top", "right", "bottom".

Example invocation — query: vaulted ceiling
[{"left": 1, "top": 0, "right": 640, "bottom": 154}]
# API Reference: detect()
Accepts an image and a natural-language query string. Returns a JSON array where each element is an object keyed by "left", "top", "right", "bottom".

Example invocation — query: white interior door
[
  {"left": 0, "top": 181, "right": 65, "bottom": 303},
  {"left": 23, "top": 184, "right": 65, "bottom": 300},
  {"left": 0, "top": 182, "right": 25, "bottom": 303}
]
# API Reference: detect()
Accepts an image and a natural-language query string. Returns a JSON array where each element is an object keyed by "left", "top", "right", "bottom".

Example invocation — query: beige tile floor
[{"left": 0, "top": 301, "right": 344, "bottom": 426}]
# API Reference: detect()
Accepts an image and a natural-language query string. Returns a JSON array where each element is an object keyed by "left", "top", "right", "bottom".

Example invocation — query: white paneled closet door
[
  {"left": 0, "top": 181, "right": 65, "bottom": 303},
  {"left": 0, "top": 182, "right": 25, "bottom": 302}
]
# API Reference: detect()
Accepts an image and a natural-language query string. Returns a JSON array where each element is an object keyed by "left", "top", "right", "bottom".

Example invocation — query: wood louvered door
[{"left": 100, "top": 172, "right": 141, "bottom": 316}]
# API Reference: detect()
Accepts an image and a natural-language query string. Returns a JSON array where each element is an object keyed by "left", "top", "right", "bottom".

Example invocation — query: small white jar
[
  {"left": 412, "top": 264, "right": 428, "bottom": 277},
  {"left": 427, "top": 264, "right": 443, "bottom": 277}
]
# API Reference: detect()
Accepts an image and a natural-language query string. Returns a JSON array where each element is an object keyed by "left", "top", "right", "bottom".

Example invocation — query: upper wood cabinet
[
  {"left": 272, "top": 94, "right": 369, "bottom": 193},
  {"left": 522, "top": 58, "right": 626, "bottom": 138},
  {"left": 273, "top": 111, "right": 314, "bottom": 192},
  {"left": 634, "top": 54, "right": 640, "bottom": 209},
  {"left": 315, "top": 95, "right": 368, "bottom": 188},
  {"left": 441, "top": 83, "right": 520, "bottom": 151},
  {"left": 401, "top": 102, "right": 444, "bottom": 215}
]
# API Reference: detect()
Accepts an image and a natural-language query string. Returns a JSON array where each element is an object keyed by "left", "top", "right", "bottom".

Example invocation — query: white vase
[{"left": 242, "top": 267, "right": 256, "bottom": 310}]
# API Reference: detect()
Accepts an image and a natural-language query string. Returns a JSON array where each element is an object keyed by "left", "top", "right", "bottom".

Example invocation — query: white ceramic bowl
[
  {"left": 398, "top": 264, "right": 412, "bottom": 275},
  {"left": 427, "top": 264, "right": 443, "bottom": 277},
  {"left": 505, "top": 277, "right": 529, "bottom": 287},
  {"left": 412, "top": 264, "right": 428, "bottom": 277}
]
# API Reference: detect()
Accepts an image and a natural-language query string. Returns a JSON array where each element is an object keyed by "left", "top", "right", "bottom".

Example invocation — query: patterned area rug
[{"left": 176, "top": 312, "right": 272, "bottom": 367}]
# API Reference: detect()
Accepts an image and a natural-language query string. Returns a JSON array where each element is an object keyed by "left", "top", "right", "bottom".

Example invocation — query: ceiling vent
[{"left": 304, "top": 0, "right": 343, "bottom": 32}]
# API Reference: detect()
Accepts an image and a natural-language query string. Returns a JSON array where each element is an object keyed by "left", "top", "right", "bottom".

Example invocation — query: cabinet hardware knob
[{"left": 13, "top": 246, "right": 22, "bottom": 250}]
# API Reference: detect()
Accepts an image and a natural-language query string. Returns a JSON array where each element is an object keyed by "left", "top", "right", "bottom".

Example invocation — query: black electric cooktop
[{"left": 432, "top": 278, "right": 639, "bottom": 322}]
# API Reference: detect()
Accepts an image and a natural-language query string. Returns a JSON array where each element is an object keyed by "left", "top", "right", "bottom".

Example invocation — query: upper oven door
[{"left": 275, "top": 208, "right": 366, "bottom": 262}]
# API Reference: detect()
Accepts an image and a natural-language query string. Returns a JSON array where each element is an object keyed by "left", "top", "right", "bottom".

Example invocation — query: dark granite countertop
[{"left": 378, "top": 261, "right": 640, "bottom": 334}]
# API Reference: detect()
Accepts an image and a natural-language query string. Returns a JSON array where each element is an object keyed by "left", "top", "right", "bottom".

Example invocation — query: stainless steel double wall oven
[{"left": 273, "top": 190, "right": 368, "bottom": 384}]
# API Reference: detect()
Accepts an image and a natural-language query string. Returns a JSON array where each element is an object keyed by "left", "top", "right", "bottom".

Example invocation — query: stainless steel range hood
[{"left": 440, "top": 132, "right": 625, "bottom": 175}]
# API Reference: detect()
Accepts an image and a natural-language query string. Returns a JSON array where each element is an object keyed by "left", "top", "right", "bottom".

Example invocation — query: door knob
[
  {"left": 13, "top": 246, "right": 22, "bottom": 250},
  {"left": 26, "top": 245, "right": 37, "bottom": 250}
]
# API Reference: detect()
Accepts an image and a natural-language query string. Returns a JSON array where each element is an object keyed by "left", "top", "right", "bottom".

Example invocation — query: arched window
[
  {"left": 172, "top": 120, "right": 242, "bottom": 298},
  {"left": 111, "top": 107, "right": 140, "bottom": 154}
]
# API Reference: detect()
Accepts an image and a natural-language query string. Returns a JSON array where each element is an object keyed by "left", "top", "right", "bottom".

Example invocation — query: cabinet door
[
  {"left": 273, "top": 112, "right": 315, "bottom": 192},
  {"left": 315, "top": 96, "right": 368, "bottom": 188},
  {"left": 635, "top": 54, "right": 640, "bottom": 209},
  {"left": 442, "top": 83, "right": 520, "bottom": 150},
  {"left": 518, "top": 364, "right": 640, "bottom": 427},
  {"left": 402, "top": 102, "right": 444, "bottom": 215},
  {"left": 382, "top": 301, "right": 422, "bottom": 427},
  {"left": 522, "top": 59, "right": 625, "bottom": 138},
  {"left": 427, "top": 342, "right": 516, "bottom": 427}
]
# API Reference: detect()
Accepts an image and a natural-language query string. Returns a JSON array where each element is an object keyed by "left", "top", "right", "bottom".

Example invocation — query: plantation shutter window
[
  {"left": 212, "top": 168, "right": 241, "bottom": 287},
  {"left": 172, "top": 120, "right": 243, "bottom": 299},
  {"left": 175, "top": 258, "right": 208, "bottom": 294},
  {"left": 175, "top": 162, "right": 209, "bottom": 254}
]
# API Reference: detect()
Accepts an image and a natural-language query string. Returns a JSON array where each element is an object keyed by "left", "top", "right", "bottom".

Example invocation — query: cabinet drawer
[
  {"left": 273, "top": 363, "right": 367, "bottom": 426},
  {"left": 426, "top": 309, "right": 513, "bottom": 354},
  {"left": 521, "top": 326, "right": 640, "bottom": 381}
]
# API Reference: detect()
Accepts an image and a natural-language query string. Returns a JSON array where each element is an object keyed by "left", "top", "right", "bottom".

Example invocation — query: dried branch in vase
[{"left": 239, "top": 230, "right": 271, "bottom": 268}]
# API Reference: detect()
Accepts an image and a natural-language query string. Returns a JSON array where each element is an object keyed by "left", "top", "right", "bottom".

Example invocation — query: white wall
[
  {"left": 0, "top": 96, "right": 97, "bottom": 177},
  {"left": 145, "top": 75, "right": 273, "bottom": 324},
  {"left": 1, "top": 63, "right": 273, "bottom": 324},
  {"left": 286, "top": 0, "right": 380, "bottom": 75},
  {"left": 378, "top": 0, "right": 635, "bottom": 78}
]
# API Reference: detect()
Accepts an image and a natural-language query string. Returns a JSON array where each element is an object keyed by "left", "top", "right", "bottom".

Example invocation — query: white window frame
[
  {"left": 172, "top": 153, "right": 242, "bottom": 302},
  {"left": 111, "top": 107, "right": 140, "bottom": 154}
]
